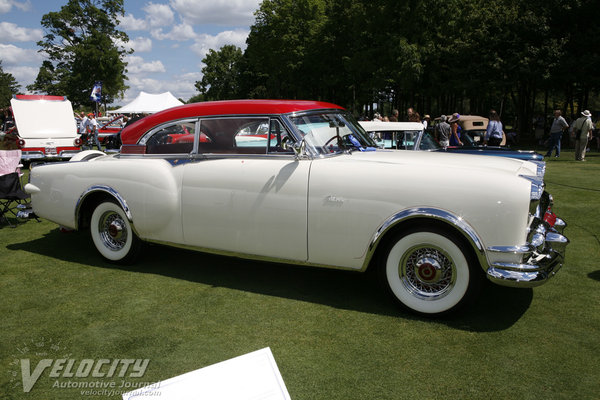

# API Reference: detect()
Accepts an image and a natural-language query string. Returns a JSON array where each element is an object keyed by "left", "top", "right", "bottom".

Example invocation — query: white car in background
[{"left": 9, "top": 94, "right": 81, "bottom": 162}]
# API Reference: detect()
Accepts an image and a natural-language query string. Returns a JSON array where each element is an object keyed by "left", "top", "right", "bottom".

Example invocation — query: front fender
[{"left": 363, "top": 207, "right": 487, "bottom": 272}]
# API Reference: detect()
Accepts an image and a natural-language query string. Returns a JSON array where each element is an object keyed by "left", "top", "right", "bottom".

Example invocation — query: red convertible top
[{"left": 120, "top": 99, "right": 344, "bottom": 144}]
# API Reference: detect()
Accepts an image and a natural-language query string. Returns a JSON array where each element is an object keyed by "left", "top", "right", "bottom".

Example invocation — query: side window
[
  {"left": 198, "top": 117, "right": 270, "bottom": 154},
  {"left": 145, "top": 120, "right": 196, "bottom": 154}
]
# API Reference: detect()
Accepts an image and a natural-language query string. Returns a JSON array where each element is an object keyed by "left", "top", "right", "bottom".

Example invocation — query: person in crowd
[
  {"left": 448, "top": 113, "right": 463, "bottom": 146},
  {"left": 422, "top": 114, "right": 431, "bottom": 129},
  {"left": 406, "top": 107, "right": 414, "bottom": 122},
  {"left": 572, "top": 110, "right": 594, "bottom": 161},
  {"left": 372, "top": 112, "right": 382, "bottom": 121},
  {"left": 78, "top": 112, "right": 88, "bottom": 136},
  {"left": 1, "top": 106, "right": 14, "bottom": 131},
  {"left": 435, "top": 115, "right": 451, "bottom": 149},
  {"left": 545, "top": 109, "right": 568, "bottom": 158},
  {"left": 592, "top": 117, "right": 600, "bottom": 151},
  {"left": 85, "top": 112, "right": 102, "bottom": 151},
  {"left": 408, "top": 110, "right": 421, "bottom": 123},
  {"left": 389, "top": 109, "right": 399, "bottom": 122},
  {"left": 484, "top": 109, "right": 504, "bottom": 146}
]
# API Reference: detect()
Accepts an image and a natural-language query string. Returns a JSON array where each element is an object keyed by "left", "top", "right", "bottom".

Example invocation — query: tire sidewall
[
  {"left": 382, "top": 228, "right": 474, "bottom": 315},
  {"left": 90, "top": 201, "right": 135, "bottom": 262}
]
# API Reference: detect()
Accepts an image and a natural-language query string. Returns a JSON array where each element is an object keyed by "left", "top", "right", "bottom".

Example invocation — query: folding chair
[{"left": 0, "top": 150, "right": 38, "bottom": 227}]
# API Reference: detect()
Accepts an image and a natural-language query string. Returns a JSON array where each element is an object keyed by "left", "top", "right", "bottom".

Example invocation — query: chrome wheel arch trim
[
  {"left": 75, "top": 185, "right": 133, "bottom": 230},
  {"left": 363, "top": 207, "right": 487, "bottom": 272}
]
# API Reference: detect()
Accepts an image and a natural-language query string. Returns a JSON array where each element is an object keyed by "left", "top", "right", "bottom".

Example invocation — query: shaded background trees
[
  {"left": 3, "top": 0, "right": 598, "bottom": 135},
  {"left": 200, "top": 0, "right": 599, "bottom": 134}
]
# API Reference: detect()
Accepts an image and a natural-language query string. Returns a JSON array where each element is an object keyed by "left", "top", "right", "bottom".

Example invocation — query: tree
[
  {"left": 237, "top": 0, "right": 598, "bottom": 131},
  {"left": 31, "top": 0, "right": 130, "bottom": 107},
  {"left": 195, "top": 45, "right": 243, "bottom": 101},
  {"left": 26, "top": 60, "right": 57, "bottom": 95},
  {"left": 0, "top": 60, "right": 20, "bottom": 108},
  {"left": 244, "top": 0, "right": 326, "bottom": 99}
]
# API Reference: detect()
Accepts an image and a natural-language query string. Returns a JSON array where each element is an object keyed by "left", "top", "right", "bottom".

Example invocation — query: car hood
[{"left": 344, "top": 149, "right": 541, "bottom": 178}]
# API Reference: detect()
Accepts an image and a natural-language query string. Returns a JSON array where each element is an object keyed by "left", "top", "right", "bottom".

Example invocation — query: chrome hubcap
[
  {"left": 98, "top": 211, "right": 128, "bottom": 251},
  {"left": 400, "top": 246, "right": 455, "bottom": 299},
  {"left": 416, "top": 257, "right": 442, "bottom": 283}
]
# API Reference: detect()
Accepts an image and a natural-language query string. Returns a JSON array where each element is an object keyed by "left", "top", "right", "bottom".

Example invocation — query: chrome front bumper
[{"left": 486, "top": 192, "right": 569, "bottom": 288}]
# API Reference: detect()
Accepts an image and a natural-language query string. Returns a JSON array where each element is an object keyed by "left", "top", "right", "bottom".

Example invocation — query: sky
[{"left": 0, "top": 0, "right": 262, "bottom": 106}]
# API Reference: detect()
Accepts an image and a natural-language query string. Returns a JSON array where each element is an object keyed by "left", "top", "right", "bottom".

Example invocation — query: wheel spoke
[
  {"left": 98, "top": 211, "right": 128, "bottom": 251},
  {"left": 400, "top": 245, "right": 455, "bottom": 300}
]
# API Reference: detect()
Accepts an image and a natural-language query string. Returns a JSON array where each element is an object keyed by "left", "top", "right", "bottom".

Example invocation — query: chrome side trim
[
  {"left": 362, "top": 207, "right": 487, "bottom": 272},
  {"left": 75, "top": 185, "right": 133, "bottom": 230},
  {"left": 520, "top": 174, "right": 544, "bottom": 201},
  {"left": 487, "top": 245, "right": 531, "bottom": 254},
  {"left": 528, "top": 160, "right": 546, "bottom": 178}
]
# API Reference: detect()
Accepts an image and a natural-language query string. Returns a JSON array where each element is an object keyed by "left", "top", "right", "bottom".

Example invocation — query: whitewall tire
[
  {"left": 90, "top": 201, "right": 141, "bottom": 264},
  {"left": 380, "top": 227, "right": 481, "bottom": 315}
]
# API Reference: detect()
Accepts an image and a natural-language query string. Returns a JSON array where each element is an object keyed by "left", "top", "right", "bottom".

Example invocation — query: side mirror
[{"left": 281, "top": 136, "right": 306, "bottom": 159}]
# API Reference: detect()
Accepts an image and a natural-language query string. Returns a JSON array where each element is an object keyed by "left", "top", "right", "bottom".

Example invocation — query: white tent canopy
[{"left": 108, "top": 91, "right": 183, "bottom": 114}]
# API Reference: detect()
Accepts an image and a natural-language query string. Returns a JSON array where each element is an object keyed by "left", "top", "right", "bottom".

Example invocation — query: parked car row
[
  {"left": 25, "top": 100, "right": 569, "bottom": 316},
  {"left": 359, "top": 121, "right": 543, "bottom": 161}
]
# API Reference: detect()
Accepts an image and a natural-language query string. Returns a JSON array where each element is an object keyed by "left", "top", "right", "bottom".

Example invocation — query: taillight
[
  {"left": 18, "top": 139, "right": 25, "bottom": 148},
  {"left": 74, "top": 138, "right": 82, "bottom": 146},
  {"left": 543, "top": 207, "right": 557, "bottom": 228}
]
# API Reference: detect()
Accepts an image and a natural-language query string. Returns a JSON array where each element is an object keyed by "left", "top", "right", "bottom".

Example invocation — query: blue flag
[{"left": 90, "top": 82, "right": 102, "bottom": 102}]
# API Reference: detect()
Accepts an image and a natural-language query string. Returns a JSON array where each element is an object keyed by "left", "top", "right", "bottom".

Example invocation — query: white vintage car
[
  {"left": 9, "top": 95, "right": 82, "bottom": 161},
  {"left": 25, "top": 100, "right": 568, "bottom": 315}
]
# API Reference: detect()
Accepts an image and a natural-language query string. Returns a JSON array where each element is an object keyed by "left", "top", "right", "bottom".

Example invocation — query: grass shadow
[
  {"left": 588, "top": 270, "right": 600, "bottom": 282},
  {"left": 8, "top": 228, "right": 532, "bottom": 332}
]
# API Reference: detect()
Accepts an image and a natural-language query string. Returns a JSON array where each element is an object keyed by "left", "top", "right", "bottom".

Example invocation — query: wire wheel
[
  {"left": 90, "top": 201, "right": 141, "bottom": 263},
  {"left": 380, "top": 227, "right": 479, "bottom": 315},
  {"left": 400, "top": 245, "right": 456, "bottom": 300}
]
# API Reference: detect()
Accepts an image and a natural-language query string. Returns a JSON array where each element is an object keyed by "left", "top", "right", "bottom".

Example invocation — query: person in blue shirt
[
  {"left": 484, "top": 109, "right": 504, "bottom": 146},
  {"left": 448, "top": 113, "right": 463, "bottom": 146}
]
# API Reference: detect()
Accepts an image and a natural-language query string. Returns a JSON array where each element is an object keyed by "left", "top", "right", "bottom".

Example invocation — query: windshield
[
  {"left": 419, "top": 131, "right": 442, "bottom": 150},
  {"left": 288, "top": 111, "right": 377, "bottom": 155}
]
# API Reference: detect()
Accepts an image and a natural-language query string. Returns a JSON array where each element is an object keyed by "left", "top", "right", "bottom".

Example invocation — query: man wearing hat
[
  {"left": 448, "top": 113, "right": 463, "bottom": 146},
  {"left": 422, "top": 114, "right": 431, "bottom": 129},
  {"left": 572, "top": 110, "right": 594, "bottom": 161}
]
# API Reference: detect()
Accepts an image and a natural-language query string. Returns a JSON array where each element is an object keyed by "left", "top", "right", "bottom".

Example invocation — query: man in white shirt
[
  {"left": 84, "top": 113, "right": 101, "bottom": 151},
  {"left": 78, "top": 112, "right": 88, "bottom": 135}
]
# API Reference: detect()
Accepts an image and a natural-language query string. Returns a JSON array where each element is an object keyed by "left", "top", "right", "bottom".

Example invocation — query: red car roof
[{"left": 120, "top": 99, "right": 344, "bottom": 144}]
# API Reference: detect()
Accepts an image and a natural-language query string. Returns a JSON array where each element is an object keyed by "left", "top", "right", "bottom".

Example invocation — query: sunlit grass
[{"left": 1, "top": 150, "right": 599, "bottom": 399}]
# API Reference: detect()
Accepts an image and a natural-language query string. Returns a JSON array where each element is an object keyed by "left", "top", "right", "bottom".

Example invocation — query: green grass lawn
[{"left": 1, "top": 150, "right": 599, "bottom": 399}]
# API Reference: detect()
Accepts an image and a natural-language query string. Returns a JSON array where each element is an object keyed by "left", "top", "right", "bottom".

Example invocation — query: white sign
[{"left": 122, "top": 347, "right": 291, "bottom": 400}]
